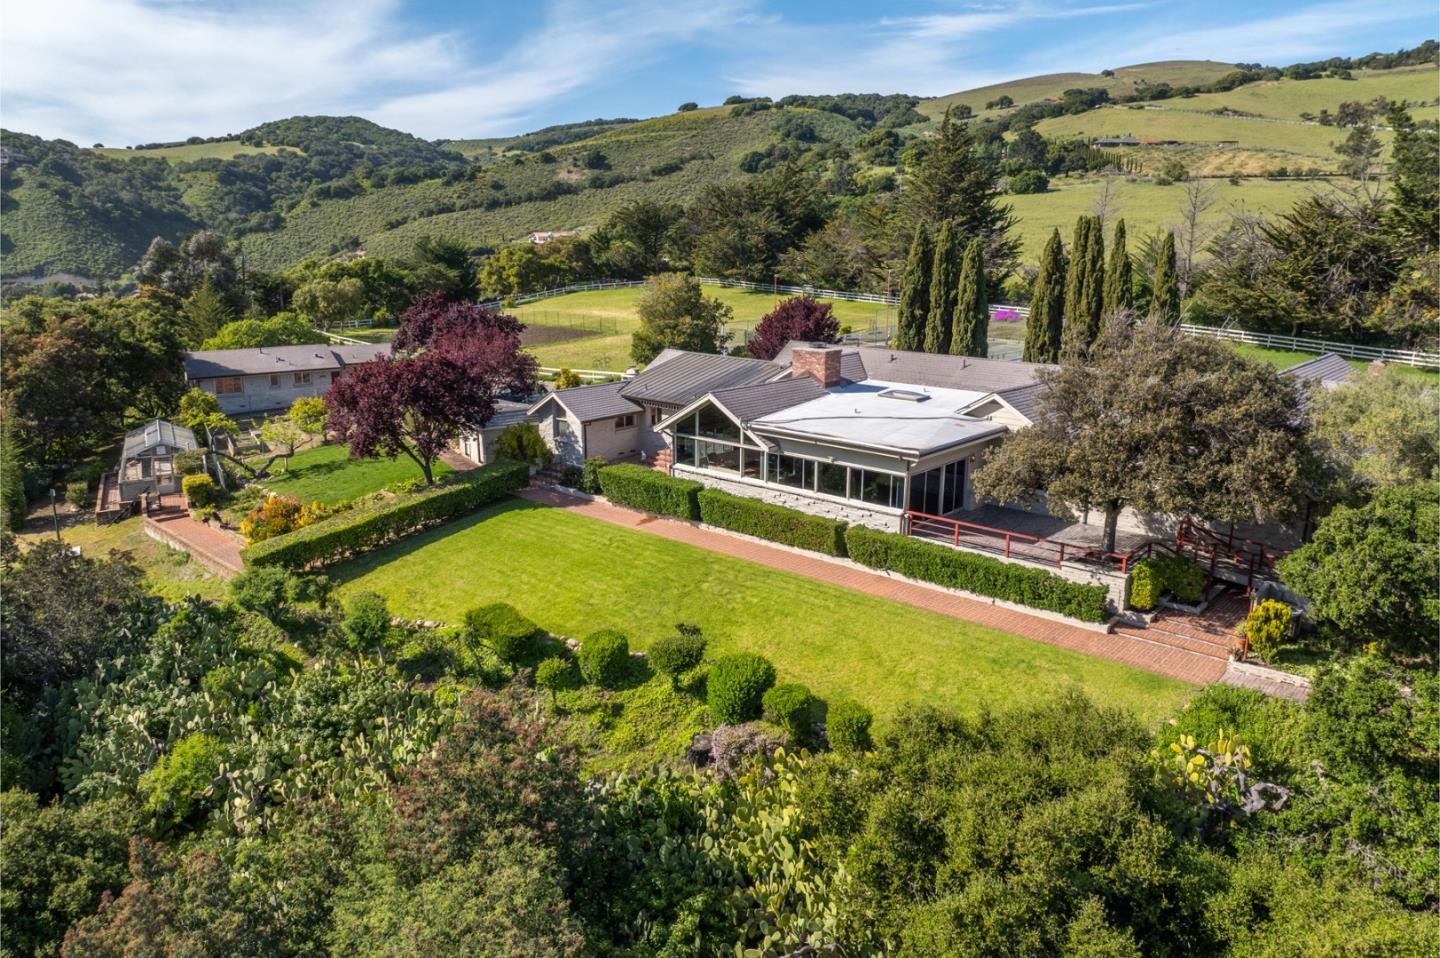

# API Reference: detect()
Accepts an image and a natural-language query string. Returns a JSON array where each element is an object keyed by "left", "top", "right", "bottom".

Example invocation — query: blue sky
[{"left": 1, "top": 0, "right": 1433, "bottom": 145}]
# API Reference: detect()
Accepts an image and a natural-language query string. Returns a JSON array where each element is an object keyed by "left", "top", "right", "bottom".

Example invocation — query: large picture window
[
  {"left": 767, "top": 453, "right": 812, "bottom": 489},
  {"left": 696, "top": 406, "right": 740, "bottom": 441},
  {"left": 817, "top": 462, "right": 848, "bottom": 498},
  {"left": 697, "top": 441, "right": 740, "bottom": 473},
  {"left": 856, "top": 469, "right": 905, "bottom": 509}
]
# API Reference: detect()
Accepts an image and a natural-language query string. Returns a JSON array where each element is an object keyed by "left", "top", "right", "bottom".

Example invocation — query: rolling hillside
[{"left": 2, "top": 50, "right": 1434, "bottom": 284}]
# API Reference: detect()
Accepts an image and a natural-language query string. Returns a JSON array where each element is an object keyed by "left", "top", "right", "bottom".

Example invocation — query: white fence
[
  {"left": 537, "top": 365, "right": 625, "bottom": 382},
  {"left": 1179, "top": 324, "right": 1440, "bottom": 370}
]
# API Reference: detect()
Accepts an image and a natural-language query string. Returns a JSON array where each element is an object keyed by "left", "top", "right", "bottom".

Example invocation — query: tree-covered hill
[{"left": 1, "top": 44, "right": 1433, "bottom": 285}]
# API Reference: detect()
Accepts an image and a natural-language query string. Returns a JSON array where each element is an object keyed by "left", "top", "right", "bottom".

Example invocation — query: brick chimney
[{"left": 791, "top": 345, "right": 843, "bottom": 388}]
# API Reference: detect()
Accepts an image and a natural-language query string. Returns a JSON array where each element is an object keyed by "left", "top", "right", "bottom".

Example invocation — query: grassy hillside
[
  {"left": 94, "top": 140, "right": 288, "bottom": 162},
  {"left": 1162, "top": 65, "right": 1438, "bottom": 120},
  {"left": 921, "top": 60, "right": 1240, "bottom": 118}
]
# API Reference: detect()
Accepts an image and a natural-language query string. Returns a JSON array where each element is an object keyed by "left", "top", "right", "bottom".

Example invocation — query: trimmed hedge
[
  {"left": 597, "top": 464, "right": 700, "bottom": 520},
  {"left": 708, "top": 653, "right": 776, "bottom": 723},
  {"left": 580, "top": 629, "right": 630, "bottom": 687},
  {"left": 649, "top": 630, "right": 706, "bottom": 688},
  {"left": 1128, "top": 562, "right": 1160, "bottom": 611},
  {"left": 826, "top": 700, "right": 873, "bottom": 754},
  {"left": 844, "top": 525, "right": 1111, "bottom": 623},
  {"left": 464, "top": 603, "right": 542, "bottom": 666},
  {"left": 1127, "top": 555, "right": 1206, "bottom": 610},
  {"left": 242, "top": 460, "right": 528, "bottom": 568},
  {"left": 181, "top": 474, "right": 218, "bottom": 509},
  {"left": 697, "top": 489, "right": 847, "bottom": 556},
  {"left": 762, "top": 682, "right": 815, "bottom": 742}
]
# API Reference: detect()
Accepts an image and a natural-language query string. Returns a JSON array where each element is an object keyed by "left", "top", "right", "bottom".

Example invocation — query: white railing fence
[{"left": 1179, "top": 324, "right": 1440, "bottom": 370}]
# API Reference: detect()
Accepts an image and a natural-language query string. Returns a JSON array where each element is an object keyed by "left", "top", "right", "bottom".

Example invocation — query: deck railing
[{"left": 903, "top": 510, "right": 1144, "bottom": 574}]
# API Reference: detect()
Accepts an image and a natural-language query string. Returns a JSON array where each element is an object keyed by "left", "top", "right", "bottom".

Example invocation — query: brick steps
[{"left": 1114, "top": 623, "right": 1233, "bottom": 660}]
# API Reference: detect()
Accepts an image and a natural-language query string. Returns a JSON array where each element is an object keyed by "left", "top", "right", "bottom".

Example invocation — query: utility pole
[{"left": 48, "top": 487, "right": 60, "bottom": 541}]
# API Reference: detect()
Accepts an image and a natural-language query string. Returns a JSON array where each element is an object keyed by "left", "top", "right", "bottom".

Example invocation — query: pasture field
[
  {"left": 1005, "top": 176, "right": 1318, "bottom": 260},
  {"left": 1167, "top": 66, "right": 1439, "bottom": 121},
  {"left": 921, "top": 60, "right": 1238, "bottom": 120},
  {"left": 96, "top": 140, "right": 288, "bottom": 162},
  {"left": 332, "top": 497, "right": 1196, "bottom": 725}
]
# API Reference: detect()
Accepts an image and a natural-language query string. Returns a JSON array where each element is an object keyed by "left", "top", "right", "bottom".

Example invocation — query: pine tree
[
  {"left": 951, "top": 238, "right": 989, "bottom": 357},
  {"left": 1103, "top": 218, "right": 1132, "bottom": 317},
  {"left": 0, "top": 422, "right": 28, "bottom": 533},
  {"left": 1024, "top": 229, "right": 1066, "bottom": 363},
  {"left": 900, "top": 109, "right": 1021, "bottom": 279},
  {"left": 182, "top": 277, "right": 234, "bottom": 347},
  {"left": 895, "top": 224, "right": 933, "bottom": 351},
  {"left": 925, "top": 221, "right": 961, "bottom": 354},
  {"left": 1152, "top": 232, "right": 1181, "bottom": 324}
]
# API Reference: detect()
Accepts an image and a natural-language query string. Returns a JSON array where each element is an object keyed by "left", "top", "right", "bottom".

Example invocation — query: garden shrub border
[
  {"left": 597, "top": 464, "right": 701, "bottom": 520},
  {"left": 242, "top": 460, "right": 528, "bottom": 568},
  {"left": 844, "top": 525, "right": 1111, "bottom": 623},
  {"left": 697, "top": 488, "right": 847, "bottom": 557}
]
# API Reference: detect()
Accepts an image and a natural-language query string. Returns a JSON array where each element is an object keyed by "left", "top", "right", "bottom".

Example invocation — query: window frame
[{"left": 214, "top": 377, "right": 244, "bottom": 395}]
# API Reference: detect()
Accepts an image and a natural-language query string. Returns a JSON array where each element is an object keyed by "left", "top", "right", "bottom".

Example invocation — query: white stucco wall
[{"left": 198, "top": 371, "right": 334, "bottom": 416}]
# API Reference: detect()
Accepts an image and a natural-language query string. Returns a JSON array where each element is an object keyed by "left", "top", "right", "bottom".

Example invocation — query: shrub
[
  {"left": 1128, "top": 561, "right": 1160, "bottom": 611},
  {"left": 140, "top": 732, "right": 226, "bottom": 831},
  {"left": 709, "top": 722, "right": 782, "bottom": 780},
  {"left": 342, "top": 591, "right": 393, "bottom": 658},
  {"left": 1240, "top": 600, "right": 1291, "bottom": 663},
  {"left": 181, "top": 474, "right": 218, "bottom": 510},
  {"left": 845, "top": 526, "right": 1111, "bottom": 622},
  {"left": 559, "top": 465, "right": 584, "bottom": 489},
  {"left": 174, "top": 449, "right": 207, "bottom": 476},
  {"left": 535, "top": 657, "right": 573, "bottom": 703},
  {"left": 63, "top": 481, "right": 90, "bottom": 509},
  {"left": 495, "top": 422, "right": 553, "bottom": 468},
  {"left": 763, "top": 682, "right": 816, "bottom": 743},
  {"left": 826, "top": 700, "right": 873, "bottom": 754},
  {"left": 554, "top": 368, "right": 582, "bottom": 389},
  {"left": 242, "top": 461, "right": 528, "bottom": 568},
  {"left": 1008, "top": 169, "right": 1049, "bottom": 194},
  {"left": 697, "top": 489, "right": 847, "bottom": 556},
  {"left": 581, "top": 457, "right": 607, "bottom": 494},
  {"left": 707, "top": 653, "right": 776, "bottom": 723},
  {"left": 240, "top": 494, "right": 329, "bottom": 543},
  {"left": 649, "top": 627, "right": 706, "bottom": 688},
  {"left": 597, "top": 463, "right": 701, "bottom": 520},
  {"left": 230, "top": 564, "right": 298, "bottom": 618},
  {"left": 579, "top": 629, "right": 630, "bottom": 687},
  {"left": 463, "top": 603, "right": 542, "bottom": 667}
]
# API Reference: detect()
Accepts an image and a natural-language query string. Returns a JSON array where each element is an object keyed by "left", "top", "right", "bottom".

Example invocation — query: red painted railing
[{"left": 903, "top": 510, "right": 1146, "bottom": 574}]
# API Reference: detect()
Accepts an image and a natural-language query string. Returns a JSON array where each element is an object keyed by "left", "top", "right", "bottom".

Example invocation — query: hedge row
[
  {"left": 597, "top": 464, "right": 701, "bottom": 520},
  {"left": 697, "top": 489, "right": 848, "bottom": 557},
  {"left": 1127, "top": 554, "right": 1206, "bottom": 611},
  {"left": 843, "top": 525, "right": 1111, "bottom": 623},
  {"left": 242, "top": 460, "right": 528, "bottom": 568}
]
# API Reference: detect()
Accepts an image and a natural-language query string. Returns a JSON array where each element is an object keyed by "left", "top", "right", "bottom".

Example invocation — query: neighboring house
[
  {"left": 527, "top": 230, "right": 579, "bottom": 244},
  {"left": 455, "top": 399, "right": 535, "bottom": 466},
  {"left": 183, "top": 343, "right": 392, "bottom": 415},
  {"left": 1280, "top": 352, "right": 1358, "bottom": 404},
  {"left": 96, "top": 419, "right": 198, "bottom": 521}
]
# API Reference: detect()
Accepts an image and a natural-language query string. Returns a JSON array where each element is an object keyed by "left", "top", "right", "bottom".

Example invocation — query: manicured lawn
[
  {"left": 257, "top": 443, "right": 453, "bottom": 505},
  {"left": 332, "top": 498, "right": 1196, "bottom": 725},
  {"left": 1229, "top": 342, "right": 1439, "bottom": 384}
]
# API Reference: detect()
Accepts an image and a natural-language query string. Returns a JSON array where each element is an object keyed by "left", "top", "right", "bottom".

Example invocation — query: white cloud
[{"left": 0, "top": 0, "right": 749, "bottom": 144}]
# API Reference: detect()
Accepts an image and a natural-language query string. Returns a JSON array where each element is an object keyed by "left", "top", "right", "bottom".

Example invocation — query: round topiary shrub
[
  {"left": 649, "top": 627, "right": 706, "bottom": 689},
  {"left": 707, "top": 653, "right": 776, "bottom": 724},
  {"left": 463, "top": 603, "right": 542, "bottom": 667},
  {"left": 762, "top": 682, "right": 815, "bottom": 743},
  {"left": 535, "top": 656, "right": 574, "bottom": 702},
  {"left": 579, "top": 629, "right": 630, "bottom": 687},
  {"left": 826, "top": 700, "right": 873, "bottom": 755}
]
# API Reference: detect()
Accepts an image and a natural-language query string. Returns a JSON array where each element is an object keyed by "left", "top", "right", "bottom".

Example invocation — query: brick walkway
[
  {"left": 439, "top": 448, "right": 481, "bottom": 473},
  {"left": 518, "top": 488, "right": 1228, "bottom": 686},
  {"left": 143, "top": 495, "right": 245, "bottom": 577}
]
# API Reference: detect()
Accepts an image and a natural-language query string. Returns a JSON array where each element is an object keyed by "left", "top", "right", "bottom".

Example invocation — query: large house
[{"left": 183, "top": 343, "right": 392, "bottom": 416}]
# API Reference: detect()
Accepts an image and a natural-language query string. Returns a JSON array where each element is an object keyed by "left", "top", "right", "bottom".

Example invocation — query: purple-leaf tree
[
  {"left": 326, "top": 298, "right": 537, "bottom": 484},
  {"left": 747, "top": 296, "right": 840, "bottom": 361}
]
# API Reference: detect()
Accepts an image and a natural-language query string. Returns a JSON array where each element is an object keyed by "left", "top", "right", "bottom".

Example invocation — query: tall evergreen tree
[
  {"left": 1024, "top": 229, "right": 1066, "bottom": 363},
  {"left": 899, "top": 108, "right": 1022, "bottom": 281},
  {"left": 1152, "top": 232, "right": 1181, "bottom": 324},
  {"left": 0, "top": 422, "right": 28, "bottom": 533},
  {"left": 895, "top": 224, "right": 933, "bottom": 351},
  {"left": 951, "top": 238, "right": 989, "bottom": 358},
  {"left": 1103, "top": 218, "right": 1133, "bottom": 318},
  {"left": 925, "top": 221, "right": 961, "bottom": 354},
  {"left": 1384, "top": 102, "right": 1439, "bottom": 258},
  {"left": 1061, "top": 216, "right": 1105, "bottom": 358}
]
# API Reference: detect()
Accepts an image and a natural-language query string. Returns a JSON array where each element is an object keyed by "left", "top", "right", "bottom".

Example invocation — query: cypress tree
[
  {"left": 1152, "top": 232, "right": 1181, "bottom": 324},
  {"left": 0, "top": 422, "right": 27, "bottom": 534},
  {"left": 895, "top": 224, "right": 933, "bottom": 351},
  {"left": 925, "top": 221, "right": 961, "bottom": 354},
  {"left": 1081, "top": 216, "right": 1106, "bottom": 339},
  {"left": 1024, "top": 229, "right": 1066, "bottom": 363},
  {"left": 1062, "top": 216, "right": 1092, "bottom": 338},
  {"left": 1103, "top": 218, "right": 1132, "bottom": 317},
  {"left": 951, "top": 238, "right": 989, "bottom": 357},
  {"left": 1062, "top": 215, "right": 1105, "bottom": 358}
]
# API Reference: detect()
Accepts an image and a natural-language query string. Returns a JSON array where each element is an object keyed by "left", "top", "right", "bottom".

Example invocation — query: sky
[{"left": 1, "top": 0, "right": 1433, "bottom": 146}]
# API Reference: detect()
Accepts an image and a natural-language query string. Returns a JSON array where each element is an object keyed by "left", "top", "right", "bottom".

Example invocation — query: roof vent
[{"left": 879, "top": 388, "right": 930, "bottom": 403}]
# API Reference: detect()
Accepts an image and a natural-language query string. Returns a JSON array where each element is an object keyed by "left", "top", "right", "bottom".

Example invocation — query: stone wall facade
[{"left": 674, "top": 466, "right": 904, "bottom": 532}]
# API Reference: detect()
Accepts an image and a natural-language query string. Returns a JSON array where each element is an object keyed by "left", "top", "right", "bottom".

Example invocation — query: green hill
[{"left": 2, "top": 51, "right": 1434, "bottom": 284}]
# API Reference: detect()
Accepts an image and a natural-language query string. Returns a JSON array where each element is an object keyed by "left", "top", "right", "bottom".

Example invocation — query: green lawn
[
  {"left": 1228, "top": 342, "right": 1439, "bottom": 384},
  {"left": 257, "top": 443, "right": 453, "bottom": 505},
  {"left": 332, "top": 498, "right": 1195, "bottom": 725},
  {"left": 17, "top": 515, "right": 228, "bottom": 604}
]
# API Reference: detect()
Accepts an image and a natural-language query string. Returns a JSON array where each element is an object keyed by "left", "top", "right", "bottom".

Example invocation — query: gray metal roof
[
  {"left": 993, "top": 381, "right": 1048, "bottom": 422},
  {"left": 620, "top": 351, "right": 783, "bottom": 409},
  {"left": 1281, "top": 353, "right": 1357, "bottom": 387},
  {"left": 536, "top": 381, "right": 641, "bottom": 422},
  {"left": 121, "top": 419, "right": 197, "bottom": 461},
  {"left": 711, "top": 377, "right": 829, "bottom": 423},
  {"left": 770, "top": 340, "right": 1050, "bottom": 393},
  {"left": 184, "top": 343, "right": 392, "bottom": 379}
]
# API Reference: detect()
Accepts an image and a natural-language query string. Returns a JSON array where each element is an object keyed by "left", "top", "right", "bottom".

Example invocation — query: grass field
[
  {"left": 96, "top": 140, "right": 288, "bottom": 162},
  {"left": 921, "top": 60, "right": 1239, "bottom": 120},
  {"left": 16, "top": 514, "right": 227, "bottom": 603},
  {"left": 1005, "top": 176, "right": 1320, "bottom": 260},
  {"left": 1165, "top": 66, "right": 1439, "bottom": 122},
  {"left": 332, "top": 498, "right": 1196, "bottom": 725},
  {"left": 512, "top": 286, "right": 897, "bottom": 371},
  {"left": 256, "top": 443, "right": 453, "bottom": 505},
  {"left": 1229, "top": 342, "right": 1439, "bottom": 384}
]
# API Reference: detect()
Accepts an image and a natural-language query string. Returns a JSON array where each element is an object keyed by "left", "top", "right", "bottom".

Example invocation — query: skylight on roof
[{"left": 877, "top": 388, "right": 929, "bottom": 402}]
